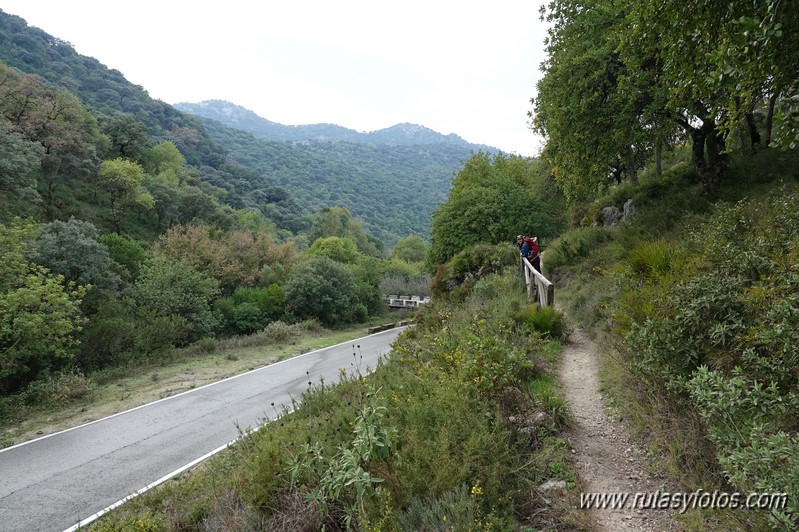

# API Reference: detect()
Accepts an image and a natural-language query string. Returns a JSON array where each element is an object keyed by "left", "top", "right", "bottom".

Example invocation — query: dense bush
[
  {"left": 133, "top": 256, "right": 220, "bottom": 342},
  {"left": 1, "top": 220, "right": 87, "bottom": 394},
  {"left": 284, "top": 257, "right": 364, "bottom": 326},
  {"left": 612, "top": 189, "right": 799, "bottom": 528},
  {"left": 430, "top": 242, "right": 518, "bottom": 298}
]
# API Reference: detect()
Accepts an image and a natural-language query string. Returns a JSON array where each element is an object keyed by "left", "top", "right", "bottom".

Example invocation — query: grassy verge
[
  {"left": 85, "top": 264, "right": 588, "bottom": 531},
  {"left": 0, "top": 317, "right": 411, "bottom": 449}
]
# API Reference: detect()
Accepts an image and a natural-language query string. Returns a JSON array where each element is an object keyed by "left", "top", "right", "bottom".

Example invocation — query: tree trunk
[
  {"left": 690, "top": 126, "right": 708, "bottom": 177},
  {"left": 764, "top": 91, "right": 778, "bottom": 147},
  {"left": 703, "top": 120, "right": 728, "bottom": 193},
  {"left": 745, "top": 111, "right": 761, "bottom": 152},
  {"left": 655, "top": 140, "right": 662, "bottom": 176}
]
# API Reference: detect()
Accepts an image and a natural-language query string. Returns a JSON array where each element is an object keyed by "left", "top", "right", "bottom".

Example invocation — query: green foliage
[
  {"left": 141, "top": 141, "right": 189, "bottom": 187},
  {"left": 97, "top": 158, "right": 154, "bottom": 232},
  {"left": 306, "top": 236, "right": 360, "bottom": 264},
  {"left": 98, "top": 233, "right": 147, "bottom": 281},
  {"left": 133, "top": 256, "right": 220, "bottom": 342},
  {"left": 218, "top": 284, "right": 287, "bottom": 335},
  {"left": 605, "top": 188, "right": 799, "bottom": 527},
  {"left": 289, "top": 391, "right": 398, "bottom": 527},
  {"left": 0, "top": 219, "right": 87, "bottom": 394},
  {"left": 309, "top": 207, "right": 381, "bottom": 257},
  {"left": 284, "top": 257, "right": 363, "bottom": 326},
  {"left": 230, "top": 302, "right": 264, "bottom": 336},
  {"left": 430, "top": 242, "right": 518, "bottom": 298},
  {"left": 541, "top": 226, "right": 613, "bottom": 276},
  {"left": 389, "top": 235, "right": 428, "bottom": 264},
  {"left": 535, "top": 0, "right": 799, "bottom": 195},
  {"left": 516, "top": 305, "right": 566, "bottom": 340},
  {"left": 0, "top": 117, "right": 44, "bottom": 214},
  {"left": 429, "top": 152, "right": 566, "bottom": 266},
  {"left": 15, "top": 369, "right": 95, "bottom": 409},
  {"left": 79, "top": 297, "right": 191, "bottom": 368},
  {"left": 27, "top": 217, "right": 120, "bottom": 296}
]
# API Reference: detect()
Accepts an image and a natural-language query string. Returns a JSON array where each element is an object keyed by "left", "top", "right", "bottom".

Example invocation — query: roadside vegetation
[{"left": 87, "top": 244, "right": 585, "bottom": 531}]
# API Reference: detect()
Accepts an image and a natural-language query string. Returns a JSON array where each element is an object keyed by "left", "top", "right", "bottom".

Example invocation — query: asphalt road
[{"left": 0, "top": 327, "right": 405, "bottom": 532}]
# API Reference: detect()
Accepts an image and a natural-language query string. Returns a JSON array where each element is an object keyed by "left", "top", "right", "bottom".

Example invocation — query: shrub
[
  {"left": 516, "top": 305, "right": 567, "bottom": 340},
  {"left": 262, "top": 320, "right": 297, "bottom": 342},
  {"left": 133, "top": 256, "right": 220, "bottom": 341},
  {"left": 430, "top": 243, "right": 518, "bottom": 297},
  {"left": 79, "top": 298, "right": 192, "bottom": 368},
  {"left": 21, "top": 370, "right": 95, "bottom": 408},
  {"left": 230, "top": 302, "right": 264, "bottom": 335},
  {"left": 284, "top": 257, "right": 363, "bottom": 326}
]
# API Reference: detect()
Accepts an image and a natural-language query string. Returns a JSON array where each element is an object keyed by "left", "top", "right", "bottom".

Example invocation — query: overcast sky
[{"left": 2, "top": 1, "right": 550, "bottom": 156}]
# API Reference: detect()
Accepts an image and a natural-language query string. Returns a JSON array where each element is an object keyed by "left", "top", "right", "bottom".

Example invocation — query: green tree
[
  {"left": 306, "top": 236, "right": 360, "bottom": 264},
  {"left": 133, "top": 255, "right": 220, "bottom": 342},
  {"left": 27, "top": 218, "right": 120, "bottom": 292},
  {"left": 0, "top": 118, "right": 44, "bottom": 211},
  {"left": 0, "top": 219, "right": 86, "bottom": 394},
  {"left": 284, "top": 257, "right": 364, "bottom": 326},
  {"left": 428, "top": 152, "right": 565, "bottom": 266},
  {"left": 97, "top": 158, "right": 154, "bottom": 233},
  {"left": 532, "top": 0, "right": 675, "bottom": 201},
  {"left": 142, "top": 140, "right": 190, "bottom": 187},
  {"left": 97, "top": 233, "right": 147, "bottom": 281},
  {"left": 309, "top": 207, "right": 380, "bottom": 257},
  {"left": 99, "top": 114, "right": 150, "bottom": 160},
  {"left": 389, "top": 235, "right": 429, "bottom": 264}
]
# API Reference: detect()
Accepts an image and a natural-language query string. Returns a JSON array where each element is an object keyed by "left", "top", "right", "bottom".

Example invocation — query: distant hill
[
  {"left": 174, "top": 100, "right": 497, "bottom": 151},
  {"left": 193, "top": 115, "right": 480, "bottom": 245}
]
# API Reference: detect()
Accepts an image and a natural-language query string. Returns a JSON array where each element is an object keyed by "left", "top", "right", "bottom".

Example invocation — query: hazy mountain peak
[{"left": 174, "top": 100, "right": 496, "bottom": 150}]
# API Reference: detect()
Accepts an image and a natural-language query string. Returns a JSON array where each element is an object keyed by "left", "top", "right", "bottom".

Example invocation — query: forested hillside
[
  {"left": 175, "top": 100, "right": 497, "bottom": 245},
  {"left": 190, "top": 115, "right": 480, "bottom": 244},
  {"left": 0, "top": 9, "right": 309, "bottom": 233}
]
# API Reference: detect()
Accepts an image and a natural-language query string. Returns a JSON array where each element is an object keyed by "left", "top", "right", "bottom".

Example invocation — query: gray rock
[
  {"left": 538, "top": 479, "right": 567, "bottom": 493},
  {"left": 623, "top": 198, "right": 636, "bottom": 220},
  {"left": 601, "top": 206, "right": 623, "bottom": 226}
]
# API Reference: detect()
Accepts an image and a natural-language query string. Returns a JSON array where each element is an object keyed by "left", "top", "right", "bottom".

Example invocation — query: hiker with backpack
[{"left": 516, "top": 234, "right": 541, "bottom": 273}]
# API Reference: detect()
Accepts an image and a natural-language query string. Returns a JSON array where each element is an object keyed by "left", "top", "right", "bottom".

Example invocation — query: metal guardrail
[{"left": 521, "top": 256, "right": 554, "bottom": 307}]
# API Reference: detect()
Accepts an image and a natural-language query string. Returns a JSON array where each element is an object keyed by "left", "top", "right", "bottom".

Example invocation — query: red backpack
[{"left": 523, "top": 236, "right": 540, "bottom": 257}]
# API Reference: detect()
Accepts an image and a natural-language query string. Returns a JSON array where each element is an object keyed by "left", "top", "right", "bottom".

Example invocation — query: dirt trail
[{"left": 559, "top": 326, "right": 682, "bottom": 531}]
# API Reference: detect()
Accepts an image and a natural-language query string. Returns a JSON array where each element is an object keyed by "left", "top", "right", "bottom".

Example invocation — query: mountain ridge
[{"left": 174, "top": 99, "right": 497, "bottom": 151}]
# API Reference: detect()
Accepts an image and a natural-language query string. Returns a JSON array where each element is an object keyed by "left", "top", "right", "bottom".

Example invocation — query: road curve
[{"left": 0, "top": 327, "right": 405, "bottom": 532}]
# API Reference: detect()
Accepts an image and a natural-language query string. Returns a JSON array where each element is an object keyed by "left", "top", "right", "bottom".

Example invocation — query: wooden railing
[{"left": 521, "top": 256, "right": 554, "bottom": 307}]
